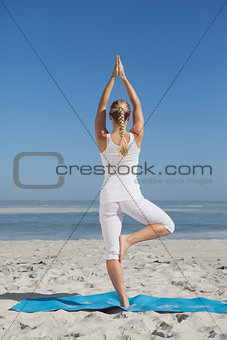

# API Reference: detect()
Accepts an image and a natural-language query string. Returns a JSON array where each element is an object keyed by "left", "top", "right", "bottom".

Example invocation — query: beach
[{"left": 1, "top": 238, "right": 227, "bottom": 339}]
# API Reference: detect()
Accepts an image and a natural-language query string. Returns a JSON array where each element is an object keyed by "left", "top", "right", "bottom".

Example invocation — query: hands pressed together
[{"left": 111, "top": 55, "right": 126, "bottom": 80}]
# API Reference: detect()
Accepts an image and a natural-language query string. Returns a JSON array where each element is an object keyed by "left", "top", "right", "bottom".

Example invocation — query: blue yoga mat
[{"left": 10, "top": 291, "right": 227, "bottom": 313}]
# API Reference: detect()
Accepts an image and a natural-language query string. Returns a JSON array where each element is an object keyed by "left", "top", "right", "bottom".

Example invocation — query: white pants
[{"left": 99, "top": 196, "right": 175, "bottom": 260}]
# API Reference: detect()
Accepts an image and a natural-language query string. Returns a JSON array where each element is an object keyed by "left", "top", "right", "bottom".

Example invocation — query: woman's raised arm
[
  {"left": 118, "top": 55, "right": 144, "bottom": 139},
  {"left": 95, "top": 56, "right": 118, "bottom": 140}
]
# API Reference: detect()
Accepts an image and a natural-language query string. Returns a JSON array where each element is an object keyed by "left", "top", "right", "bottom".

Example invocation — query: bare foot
[
  {"left": 119, "top": 234, "right": 131, "bottom": 264},
  {"left": 121, "top": 301, "right": 130, "bottom": 308},
  {"left": 119, "top": 294, "right": 130, "bottom": 308}
]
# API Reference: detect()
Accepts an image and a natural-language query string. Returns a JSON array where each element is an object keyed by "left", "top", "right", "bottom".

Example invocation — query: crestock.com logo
[
  {"left": 13, "top": 152, "right": 65, "bottom": 189},
  {"left": 13, "top": 152, "right": 213, "bottom": 189}
]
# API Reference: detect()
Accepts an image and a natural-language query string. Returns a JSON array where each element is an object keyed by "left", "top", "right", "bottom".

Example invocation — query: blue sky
[{"left": 1, "top": 0, "right": 227, "bottom": 201}]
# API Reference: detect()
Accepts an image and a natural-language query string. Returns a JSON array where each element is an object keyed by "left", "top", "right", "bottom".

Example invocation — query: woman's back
[{"left": 99, "top": 132, "right": 143, "bottom": 203}]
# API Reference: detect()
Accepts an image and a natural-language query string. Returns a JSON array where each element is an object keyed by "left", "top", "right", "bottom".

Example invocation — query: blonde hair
[{"left": 109, "top": 99, "right": 131, "bottom": 158}]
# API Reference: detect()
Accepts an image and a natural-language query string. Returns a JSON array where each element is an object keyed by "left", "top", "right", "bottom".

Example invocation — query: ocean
[{"left": 0, "top": 200, "right": 226, "bottom": 241}]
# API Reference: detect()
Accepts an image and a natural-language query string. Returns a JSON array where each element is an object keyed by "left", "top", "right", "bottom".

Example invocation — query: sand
[{"left": 0, "top": 238, "right": 227, "bottom": 340}]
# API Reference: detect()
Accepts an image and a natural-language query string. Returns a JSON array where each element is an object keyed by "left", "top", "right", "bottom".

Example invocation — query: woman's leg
[
  {"left": 119, "top": 223, "right": 171, "bottom": 263},
  {"left": 99, "top": 201, "right": 130, "bottom": 307},
  {"left": 119, "top": 197, "right": 175, "bottom": 263},
  {"left": 105, "top": 260, "right": 130, "bottom": 307}
]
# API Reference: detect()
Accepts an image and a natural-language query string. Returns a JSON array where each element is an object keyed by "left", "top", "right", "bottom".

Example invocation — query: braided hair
[{"left": 109, "top": 100, "right": 131, "bottom": 158}]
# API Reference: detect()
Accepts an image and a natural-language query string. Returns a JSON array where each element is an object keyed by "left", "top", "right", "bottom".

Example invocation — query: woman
[{"left": 95, "top": 55, "right": 175, "bottom": 308}]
